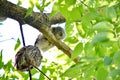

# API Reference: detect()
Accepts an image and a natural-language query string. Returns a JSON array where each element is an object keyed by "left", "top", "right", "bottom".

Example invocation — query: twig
[
  {"left": 19, "top": 22, "right": 26, "bottom": 46},
  {"left": 28, "top": 69, "right": 32, "bottom": 80},
  {"left": 33, "top": 65, "right": 51, "bottom": 80},
  {"left": 80, "top": 0, "right": 89, "bottom": 8}
]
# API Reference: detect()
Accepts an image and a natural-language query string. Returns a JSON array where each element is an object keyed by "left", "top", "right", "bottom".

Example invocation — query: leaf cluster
[{"left": 50, "top": 0, "right": 120, "bottom": 80}]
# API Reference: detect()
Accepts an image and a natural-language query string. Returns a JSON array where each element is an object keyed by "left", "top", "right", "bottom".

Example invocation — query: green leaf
[
  {"left": 50, "top": 2, "right": 59, "bottom": 18},
  {"left": 93, "top": 21, "right": 114, "bottom": 32},
  {"left": 95, "top": 45, "right": 107, "bottom": 57},
  {"left": 3, "top": 60, "right": 13, "bottom": 72},
  {"left": 71, "top": 43, "right": 83, "bottom": 59},
  {"left": 25, "top": 0, "right": 34, "bottom": 18},
  {"left": 35, "top": 0, "right": 41, "bottom": 11},
  {"left": 32, "top": 78, "right": 39, "bottom": 80},
  {"left": 65, "top": 0, "right": 76, "bottom": 6},
  {"left": 64, "top": 36, "right": 78, "bottom": 44},
  {"left": 14, "top": 38, "right": 21, "bottom": 51},
  {"left": 88, "top": 0, "right": 97, "bottom": 7},
  {"left": 39, "top": 66, "right": 46, "bottom": 80},
  {"left": 31, "top": 69, "right": 38, "bottom": 76},
  {"left": 65, "top": 23, "right": 74, "bottom": 36},
  {"left": 0, "top": 50, "right": 3, "bottom": 62},
  {"left": 44, "top": 2, "right": 51, "bottom": 7},
  {"left": 91, "top": 32, "right": 115, "bottom": 45},
  {"left": 96, "top": 67, "right": 108, "bottom": 80},
  {"left": 36, "top": 0, "right": 50, "bottom": 12},
  {"left": 110, "top": 68, "right": 120, "bottom": 79},
  {"left": 76, "top": 23, "right": 85, "bottom": 37},
  {"left": 0, "top": 50, "right": 4, "bottom": 69},
  {"left": 61, "top": 63, "right": 81, "bottom": 78},
  {"left": 106, "top": 6, "right": 117, "bottom": 21},
  {"left": 82, "top": 12, "right": 97, "bottom": 27},
  {"left": 17, "top": 0, "right": 24, "bottom": 6},
  {"left": 84, "top": 64, "right": 96, "bottom": 80},
  {"left": 68, "top": 6, "right": 81, "bottom": 22},
  {"left": 59, "top": 4, "right": 68, "bottom": 20},
  {"left": 104, "top": 56, "right": 112, "bottom": 66},
  {"left": 113, "top": 51, "right": 120, "bottom": 64},
  {"left": 60, "top": 5, "right": 81, "bottom": 22},
  {"left": 84, "top": 42, "right": 95, "bottom": 57},
  {"left": 17, "top": 71, "right": 29, "bottom": 79}
]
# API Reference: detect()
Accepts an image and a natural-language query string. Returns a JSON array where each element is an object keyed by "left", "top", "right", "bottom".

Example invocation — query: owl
[
  {"left": 34, "top": 26, "right": 66, "bottom": 52},
  {"left": 15, "top": 45, "right": 42, "bottom": 71}
]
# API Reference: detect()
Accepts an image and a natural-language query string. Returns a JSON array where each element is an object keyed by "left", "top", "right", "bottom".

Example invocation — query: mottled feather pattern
[{"left": 15, "top": 45, "right": 42, "bottom": 71}]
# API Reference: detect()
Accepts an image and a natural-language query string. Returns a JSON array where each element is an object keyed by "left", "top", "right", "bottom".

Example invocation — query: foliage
[
  {"left": 14, "top": 38, "right": 21, "bottom": 51},
  {"left": 51, "top": 0, "right": 120, "bottom": 80},
  {"left": 1, "top": 0, "right": 120, "bottom": 80},
  {"left": 18, "top": 0, "right": 52, "bottom": 17},
  {"left": 0, "top": 50, "right": 18, "bottom": 80}
]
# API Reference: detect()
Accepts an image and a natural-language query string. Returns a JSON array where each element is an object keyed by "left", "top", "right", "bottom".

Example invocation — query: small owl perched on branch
[
  {"left": 15, "top": 45, "right": 42, "bottom": 71},
  {"left": 34, "top": 26, "right": 66, "bottom": 52}
]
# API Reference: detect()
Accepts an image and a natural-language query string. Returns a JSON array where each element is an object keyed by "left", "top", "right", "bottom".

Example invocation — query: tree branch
[
  {"left": 0, "top": 0, "right": 79, "bottom": 63},
  {"left": 49, "top": 12, "right": 66, "bottom": 24}
]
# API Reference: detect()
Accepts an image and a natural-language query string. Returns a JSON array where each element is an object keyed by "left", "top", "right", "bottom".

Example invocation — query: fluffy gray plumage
[{"left": 35, "top": 26, "right": 66, "bottom": 52}]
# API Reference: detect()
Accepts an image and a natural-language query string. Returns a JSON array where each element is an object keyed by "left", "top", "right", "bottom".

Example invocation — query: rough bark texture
[
  {"left": 49, "top": 12, "right": 66, "bottom": 24},
  {"left": 0, "top": 0, "right": 79, "bottom": 63}
]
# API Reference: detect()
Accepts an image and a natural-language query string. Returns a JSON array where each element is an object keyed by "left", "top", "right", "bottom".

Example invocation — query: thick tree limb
[
  {"left": 0, "top": 0, "right": 79, "bottom": 63},
  {"left": 49, "top": 12, "right": 66, "bottom": 24}
]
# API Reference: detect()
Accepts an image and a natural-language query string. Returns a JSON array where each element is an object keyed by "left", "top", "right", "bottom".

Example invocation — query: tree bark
[{"left": 0, "top": 0, "right": 79, "bottom": 63}]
